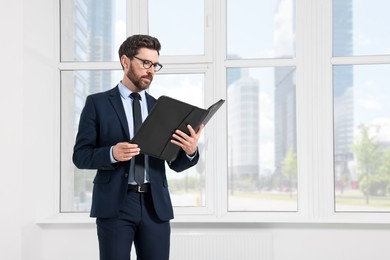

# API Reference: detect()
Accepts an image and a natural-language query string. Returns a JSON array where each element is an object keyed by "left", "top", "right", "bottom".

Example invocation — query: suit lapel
[
  {"left": 145, "top": 91, "right": 156, "bottom": 113},
  {"left": 108, "top": 86, "right": 131, "bottom": 141}
]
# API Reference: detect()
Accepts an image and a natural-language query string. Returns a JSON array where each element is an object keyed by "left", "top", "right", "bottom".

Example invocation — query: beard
[{"left": 125, "top": 64, "right": 153, "bottom": 91}]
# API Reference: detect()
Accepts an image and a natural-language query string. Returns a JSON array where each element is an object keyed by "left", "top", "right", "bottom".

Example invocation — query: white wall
[
  {"left": 0, "top": 1, "right": 23, "bottom": 259},
  {"left": 1, "top": 0, "right": 390, "bottom": 259}
]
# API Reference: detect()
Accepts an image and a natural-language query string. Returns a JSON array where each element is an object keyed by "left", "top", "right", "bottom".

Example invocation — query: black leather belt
[{"left": 128, "top": 183, "right": 150, "bottom": 192}]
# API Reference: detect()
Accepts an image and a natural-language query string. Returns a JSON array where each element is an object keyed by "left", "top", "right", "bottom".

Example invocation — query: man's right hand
[{"left": 112, "top": 142, "right": 140, "bottom": 161}]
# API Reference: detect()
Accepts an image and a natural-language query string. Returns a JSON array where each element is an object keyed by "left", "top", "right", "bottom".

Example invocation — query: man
[{"left": 73, "top": 34, "right": 204, "bottom": 260}]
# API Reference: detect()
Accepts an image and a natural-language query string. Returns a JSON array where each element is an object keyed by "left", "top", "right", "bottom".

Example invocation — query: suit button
[{"left": 124, "top": 173, "right": 129, "bottom": 178}]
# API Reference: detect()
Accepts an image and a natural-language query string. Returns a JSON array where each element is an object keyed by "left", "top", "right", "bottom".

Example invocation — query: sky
[
  {"left": 350, "top": 0, "right": 390, "bottom": 142},
  {"left": 352, "top": 0, "right": 390, "bottom": 55}
]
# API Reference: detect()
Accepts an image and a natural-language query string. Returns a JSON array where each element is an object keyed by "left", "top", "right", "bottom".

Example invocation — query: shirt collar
[{"left": 118, "top": 82, "right": 146, "bottom": 101}]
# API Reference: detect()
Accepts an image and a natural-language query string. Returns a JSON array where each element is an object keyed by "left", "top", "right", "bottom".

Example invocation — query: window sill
[{"left": 35, "top": 211, "right": 390, "bottom": 225}]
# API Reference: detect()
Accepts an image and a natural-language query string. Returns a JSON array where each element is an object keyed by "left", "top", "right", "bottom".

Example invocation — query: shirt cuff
[
  {"left": 110, "top": 146, "right": 118, "bottom": 164},
  {"left": 186, "top": 149, "right": 197, "bottom": 161}
]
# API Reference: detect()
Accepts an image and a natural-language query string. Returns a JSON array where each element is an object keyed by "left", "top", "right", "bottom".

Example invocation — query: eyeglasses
[{"left": 132, "top": 56, "right": 163, "bottom": 72}]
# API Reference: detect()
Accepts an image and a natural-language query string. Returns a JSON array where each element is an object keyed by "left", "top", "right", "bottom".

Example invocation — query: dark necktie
[{"left": 130, "top": 92, "right": 145, "bottom": 185}]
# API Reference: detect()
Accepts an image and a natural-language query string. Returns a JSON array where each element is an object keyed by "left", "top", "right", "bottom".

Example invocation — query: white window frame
[{"left": 38, "top": 0, "right": 390, "bottom": 224}]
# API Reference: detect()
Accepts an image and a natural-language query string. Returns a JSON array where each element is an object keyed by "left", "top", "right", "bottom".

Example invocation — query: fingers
[
  {"left": 171, "top": 124, "right": 204, "bottom": 156},
  {"left": 194, "top": 124, "right": 205, "bottom": 136},
  {"left": 113, "top": 142, "right": 140, "bottom": 161},
  {"left": 174, "top": 124, "right": 204, "bottom": 140}
]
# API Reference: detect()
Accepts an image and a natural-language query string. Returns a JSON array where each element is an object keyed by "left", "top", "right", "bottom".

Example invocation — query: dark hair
[{"left": 118, "top": 34, "right": 161, "bottom": 64}]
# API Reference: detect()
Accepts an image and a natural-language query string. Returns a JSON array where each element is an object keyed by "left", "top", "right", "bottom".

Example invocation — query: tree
[
  {"left": 352, "top": 124, "right": 382, "bottom": 204},
  {"left": 282, "top": 148, "right": 297, "bottom": 198},
  {"left": 378, "top": 147, "right": 390, "bottom": 195}
]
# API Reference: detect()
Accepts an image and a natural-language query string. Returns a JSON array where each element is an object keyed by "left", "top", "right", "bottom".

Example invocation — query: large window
[
  {"left": 227, "top": 0, "right": 297, "bottom": 212},
  {"left": 332, "top": 0, "right": 390, "bottom": 212},
  {"left": 58, "top": 0, "right": 390, "bottom": 222}
]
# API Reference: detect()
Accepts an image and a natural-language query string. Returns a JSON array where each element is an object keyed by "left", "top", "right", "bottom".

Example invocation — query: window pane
[
  {"left": 149, "top": 74, "right": 206, "bottom": 207},
  {"left": 149, "top": 0, "right": 204, "bottom": 56},
  {"left": 61, "top": 0, "right": 126, "bottom": 62},
  {"left": 334, "top": 64, "right": 390, "bottom": 212},
  {"left": 227, "top": 0, "right": 295, "bottom": 59},
  {"left": 333, "top": 0, "right": 390, "bottom": 56},
  {"left": 227, "top": 67, "right": 298, "bottom": 211},
  {"left": 61, "top": 70, "right": 122, "bottom": 212}
]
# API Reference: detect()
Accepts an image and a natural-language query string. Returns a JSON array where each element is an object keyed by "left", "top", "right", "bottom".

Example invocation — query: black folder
[{"left": 131, "top": 96, "right": 225, "bottom": 162}]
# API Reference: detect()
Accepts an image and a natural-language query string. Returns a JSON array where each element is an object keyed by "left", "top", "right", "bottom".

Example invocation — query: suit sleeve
[
  {"left": 168, "top": 149, "right": 199, "bottom": 172},
  {"left": 72, "top": 96, "right": 116, "bottom": 170}
]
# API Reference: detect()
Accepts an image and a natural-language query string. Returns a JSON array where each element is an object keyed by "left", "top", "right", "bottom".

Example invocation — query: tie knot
[{"left": 130, "top": 92, "right": 141, "bottom": 101}]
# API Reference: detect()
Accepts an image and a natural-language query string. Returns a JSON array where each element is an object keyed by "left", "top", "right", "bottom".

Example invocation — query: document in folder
[{"left": 131, "top": 96, "right": 225, "bottom": 162}]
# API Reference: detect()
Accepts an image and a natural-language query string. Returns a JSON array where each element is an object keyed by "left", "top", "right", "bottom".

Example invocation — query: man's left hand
[{"left": 171, "top": 124, "right": 204, "bottom": 156}]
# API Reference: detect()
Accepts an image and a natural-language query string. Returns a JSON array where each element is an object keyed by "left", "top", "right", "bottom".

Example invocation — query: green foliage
[
  {"left": 352, "top": 124, "right": 390, "bottom": 201},
  {"left": 359, "top": 173, "right": 390, "bottom": 196},
  {"left": 282, "top": 148, "right": 297, "bottom": 180},
  {"left": 378, "top": 147, "right": 390, "bottom": 177},
  {"left": 282, "top": 148, "right": 297, "bottom": 195}
]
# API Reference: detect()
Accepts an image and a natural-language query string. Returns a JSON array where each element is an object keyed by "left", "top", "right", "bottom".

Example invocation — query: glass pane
[
  {"left": 227, "top": 67, "right": 298, "bottom": 211},
  {"left": 61, "top": 0, "right": 126, "bottom": 62},
  {"left": 149, "top": 0, "right": 204, "bottom": 55},
  {"left": 61, "top": 70, "right": 122, "bottom": 212},
  {"left": 334, "top": 64, "right": 390, "bottom": 212},
  {"left": 227, "top": 0, "right": 295, "bottom": 59},
  {"left": 149, "top": 74, "right": 206, "bottom": 207},
  {"left": 333, "top": 0, "right": 390, "bottom": 56}
]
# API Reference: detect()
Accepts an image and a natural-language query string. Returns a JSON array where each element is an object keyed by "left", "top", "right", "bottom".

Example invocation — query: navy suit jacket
[{"left": 72, "top": 86, "right": 199, "bottom": 221}]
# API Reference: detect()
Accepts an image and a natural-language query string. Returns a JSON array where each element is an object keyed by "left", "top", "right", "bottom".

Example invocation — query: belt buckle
[{"left": 138, "top": 185, "right": 145, "bottom": 193}]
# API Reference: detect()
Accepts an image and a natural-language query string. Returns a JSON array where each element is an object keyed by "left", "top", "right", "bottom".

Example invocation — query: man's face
[{"left": 121, "top": 47, "right": 159, "bottom": 92}]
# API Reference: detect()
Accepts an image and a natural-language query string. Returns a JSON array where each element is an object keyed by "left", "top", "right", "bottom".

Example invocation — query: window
[
  {"left": 60, "top": 0, "right": 210, "bottom": 213},
  {"left": 61, "top": 70, "right": 122, "bottom": 212},
  {"left": 332, "top": 0, "right": 390, "bottom": 212},
  {"left": 60, "top": 0, "right": 126, "bottom": 212},
  {"left": 227, "top": 0, "right": 297, "bottom": 212},
  {"left": 60, "top": 0, "right": 126, "bottom": 62},
  {"left": 227, "top": 67, "right": 297, "bottom": 212},
  {"left": 58, "top": 0, "right": 390, "bottom": 223}
]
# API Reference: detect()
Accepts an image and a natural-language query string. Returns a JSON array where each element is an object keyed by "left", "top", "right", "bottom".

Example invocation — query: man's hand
[
  {"left": 112, "top": 142, "right": 140, "bottom": 161},
  {"left": 171, "top": 124, "right": 205, "bottom": 156}
]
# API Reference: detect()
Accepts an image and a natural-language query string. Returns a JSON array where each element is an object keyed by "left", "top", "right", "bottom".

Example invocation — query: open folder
[{"left": 131, "top": 96, "right": 225, "bottom": 162}]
